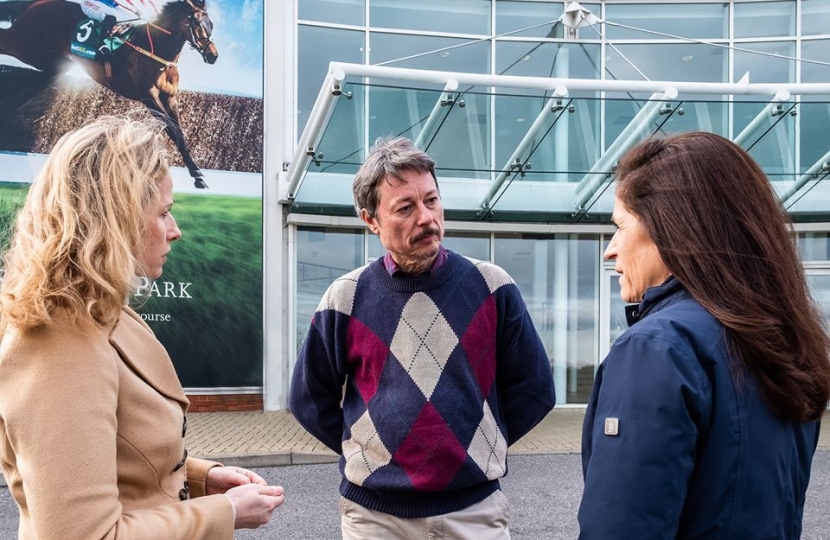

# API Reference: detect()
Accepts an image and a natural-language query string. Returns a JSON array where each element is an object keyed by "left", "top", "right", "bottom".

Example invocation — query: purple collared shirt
[{"left": 382, "top": 245, "right": 448, "bottom": 278}]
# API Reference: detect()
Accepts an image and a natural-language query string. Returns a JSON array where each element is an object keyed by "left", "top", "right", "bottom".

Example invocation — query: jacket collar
[
  {"left": 625, "top": 276, "right": 686, "bottom": 327},
  {"left": 109, "top": 306, "right": 189, "bottom": 407}
]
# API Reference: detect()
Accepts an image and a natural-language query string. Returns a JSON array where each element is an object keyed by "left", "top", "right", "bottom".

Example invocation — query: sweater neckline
[{"left": 368, "top": 250, "right": 465, "bottom": 293}]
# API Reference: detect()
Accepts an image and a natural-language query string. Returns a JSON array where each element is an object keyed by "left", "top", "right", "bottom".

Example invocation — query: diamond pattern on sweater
[
  {"left": 347, "top": 318, "right": 389, "bottom": 404},
  {"left": 467, "top": 400, "right": 507, "bottom": 480},
  {"left": 342, "top": 409, "right": 392, "bottom": 486},
  {"left": 389, "top": 293, "right": 459, "bottom": 399},
  {"left": 470, "top": 259, "right": 514, "bottom": 293},
  {"left": 315, "top": 266, "right": 366, "bottom": 315},
  {"left": 460, "top": 295, "right": 497, "bottom": 396},
  {"left": 393, "top": 402, "right": 467, "bottom": 491}
]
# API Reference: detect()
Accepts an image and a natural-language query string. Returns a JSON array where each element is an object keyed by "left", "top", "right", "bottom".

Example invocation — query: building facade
[{"left": 262, "top": 0, "right": 830, "bottom": 409}]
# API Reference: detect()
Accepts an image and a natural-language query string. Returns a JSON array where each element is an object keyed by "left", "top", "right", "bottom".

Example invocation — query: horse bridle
[{"left": 183, "top": 0, "right": 214, "bottom": 56}]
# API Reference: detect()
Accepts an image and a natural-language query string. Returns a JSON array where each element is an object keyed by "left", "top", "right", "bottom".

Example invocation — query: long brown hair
[{"left": 616, "top": 131, "right": 830, "bottom": 422}]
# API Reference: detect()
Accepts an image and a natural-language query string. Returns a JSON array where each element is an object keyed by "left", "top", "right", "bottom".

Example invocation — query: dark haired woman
[{"left": 578, "top": 131, "right": 830, "bottom": 539}]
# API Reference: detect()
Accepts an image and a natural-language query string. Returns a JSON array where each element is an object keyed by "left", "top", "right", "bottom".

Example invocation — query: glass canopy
[{"left": 283, "top": 62, "right": 830, "bottom": 223}]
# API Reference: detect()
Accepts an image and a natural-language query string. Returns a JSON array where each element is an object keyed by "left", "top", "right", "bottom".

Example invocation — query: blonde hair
[{"left": 0, "top": 115, "right": 170, "bottom": 330}]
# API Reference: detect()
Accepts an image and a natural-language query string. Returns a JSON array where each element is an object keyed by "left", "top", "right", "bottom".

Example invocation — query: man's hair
[
  {"left": 0, "top": 114, "right": 170, "bottom": 330},
  {"left": 352, "top": 136, "right": 437, "bottom": 217},
  {"left": 616, "top": 131, "right": 830, "bottom": 422}
]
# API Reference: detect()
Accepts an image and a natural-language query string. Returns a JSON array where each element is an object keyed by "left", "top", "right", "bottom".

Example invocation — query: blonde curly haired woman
[{"left": 0, "top": 115, "right": 284, "bottom": 539}]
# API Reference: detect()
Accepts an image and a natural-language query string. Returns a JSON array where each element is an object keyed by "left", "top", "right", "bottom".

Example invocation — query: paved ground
[{"left": 185, "top": 407, "right": 830, "bottom": 467}]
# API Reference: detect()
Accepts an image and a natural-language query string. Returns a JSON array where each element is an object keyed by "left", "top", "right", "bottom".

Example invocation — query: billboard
[{"left": 0, "top": 0, "right": 264, "bottom": 388}]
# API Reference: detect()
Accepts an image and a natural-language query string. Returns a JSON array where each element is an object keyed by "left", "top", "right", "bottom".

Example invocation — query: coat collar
[
  {"left": 625, "top": 276, "right": 686, "bottom": 327},
  {"left": 109, "top": 306, "right": 188, "bottom": 407}
]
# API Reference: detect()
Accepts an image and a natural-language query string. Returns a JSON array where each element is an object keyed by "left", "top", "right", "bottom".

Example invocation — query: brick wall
[{"left": 186, "top": 394, "right": 263, "bottom": 412}]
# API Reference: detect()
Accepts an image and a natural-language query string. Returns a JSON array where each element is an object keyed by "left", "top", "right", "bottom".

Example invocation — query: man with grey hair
[{"left": 290, "top": 136, "right": 555, "bottom": 539}]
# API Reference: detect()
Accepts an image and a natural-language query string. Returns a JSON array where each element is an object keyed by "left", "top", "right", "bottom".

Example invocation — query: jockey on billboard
[{"left": 69, "top": 0, "right": 160, "bottom": 54}]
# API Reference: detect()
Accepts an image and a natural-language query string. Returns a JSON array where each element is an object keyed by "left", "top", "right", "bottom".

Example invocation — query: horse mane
[{"left": 156, "top": 1, "right": 195, "bottom": 26}]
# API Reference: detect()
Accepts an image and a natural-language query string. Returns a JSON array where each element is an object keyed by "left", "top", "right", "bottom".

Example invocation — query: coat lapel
[{"left": 109, "top": 306, "right": 189, "bottom": 407}]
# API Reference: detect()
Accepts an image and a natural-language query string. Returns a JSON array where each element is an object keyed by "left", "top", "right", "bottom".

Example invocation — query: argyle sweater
[{"left": 290, "top": 251, "right": 556, "bottom": 518}]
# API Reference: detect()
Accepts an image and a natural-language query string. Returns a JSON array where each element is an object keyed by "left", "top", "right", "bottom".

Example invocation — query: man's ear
[{"left": 360, "top": 208, "right": 380, "bottom": 235}]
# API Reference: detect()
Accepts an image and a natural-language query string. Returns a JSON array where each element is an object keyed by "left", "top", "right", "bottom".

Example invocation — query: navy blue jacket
[{"left": 579, "top": 278, "right": 820, "bottom": 539}]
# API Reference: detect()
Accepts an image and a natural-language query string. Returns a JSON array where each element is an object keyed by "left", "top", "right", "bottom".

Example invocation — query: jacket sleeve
[
  {"left": 495, "top": 284, "right": 556, "bottom": 446},
  {"left": 0, "top": 328, "right": 233, "bottom": 540},
  {"left": 289, "top": 313, "right": 347, "bottom": 453},
  {"left": 578, "top": 332, "right": 712, "bottom": 540}
]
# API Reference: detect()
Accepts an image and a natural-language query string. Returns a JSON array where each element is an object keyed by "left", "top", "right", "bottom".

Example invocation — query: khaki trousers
[{"left": 340, "top": 490, "right": 511, "bottom": 540}]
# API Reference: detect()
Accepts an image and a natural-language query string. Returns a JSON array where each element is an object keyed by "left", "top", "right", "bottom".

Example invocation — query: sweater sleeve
[
  {"left": 289, "top": 312, "right": 347, "bottom": 453},
  {"left": 578, "top": 332, "right": 712, "bottom": 540},
  {"left": 495, "top": 283, "right": 556, "bottom": 446}
]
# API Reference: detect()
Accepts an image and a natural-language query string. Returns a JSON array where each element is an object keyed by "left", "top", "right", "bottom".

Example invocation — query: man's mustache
[{"left": 413, "top": 229, "right": 440, "bottom": 242}]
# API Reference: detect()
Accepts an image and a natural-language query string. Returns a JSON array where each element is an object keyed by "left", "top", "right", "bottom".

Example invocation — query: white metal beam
[{"left": 284, "top": 66, "right": 347, "bottom": 201}]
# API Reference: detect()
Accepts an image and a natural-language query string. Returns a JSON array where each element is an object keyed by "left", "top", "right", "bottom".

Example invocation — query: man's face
[{"left": 360, "top": 169, "right": 444, "bottom": 274}]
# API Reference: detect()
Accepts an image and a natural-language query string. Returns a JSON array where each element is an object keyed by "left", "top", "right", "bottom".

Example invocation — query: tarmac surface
[{"left": 184, "top": 407, "right": 830, "bottom": 467}]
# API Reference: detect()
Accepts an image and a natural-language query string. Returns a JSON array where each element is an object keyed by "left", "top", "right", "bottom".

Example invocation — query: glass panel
[
  {"left": 371, "top": 0, "right": 490, "bottom": 35},
  {"left": 801, "top": 40, "right": 830, "bottom": 83},
  {"left": 368, "top": 234, "right": 384, "bottom": 261},
  {"left": 608, "top": 273, "right": 627, "bottom": 347},
  {"left": 370, "top": 32, "right": 490, "bottom": 72},
  {"left": 798, "top": 99, "right": 830, "bottom": 177},
  {"left": 733, "top": 41, "right": 795, "bottom": 83},
  {"left": 806, "top": 273, "right": 830, "bottom": 327},
  {"left": 369, "top": 85, "right": 491, "bottom": 180},
  {"left": 299, "top": 0, "right": 364, "bottom": 26},
  {"left": 312, "top": 84, "right": 365, "bottom": 176},
  {"left": 496, "top": 41, "right": 600, "bottom": 79},
  {"left": 494, "top": 233, "right": 600, "bottom": 404},
  {"left": 801, "top": 233, "right": 830, "bottom": 262},
  {"left": 444, "top": 232, "right": 491, "bottom": 260},
  {"left": 495, "top": 92, "right": 601, "bottom": 184},
  {"left": 802, "top": 0, "right": 830, "bottom": 36},
  {"left": 296, "top": 227, "right": 365, "bottom": 350},
  {"left": 605, "top": 3, "right": 728, "bottom": 40},
  {"left": 298, "top": 26, "right": 364, "bottom": 141},
  {"left": 496, "top": 1, "right": 600, "bottom": 38},
  {"left": 734, "top": 99, "right": 795, "bottom": 180},
  {"left": 606, "top": 43, "right": 727, "bottom": 83},
  {"left": 734, "top": 1, "right": 795, "bottom": 38}
]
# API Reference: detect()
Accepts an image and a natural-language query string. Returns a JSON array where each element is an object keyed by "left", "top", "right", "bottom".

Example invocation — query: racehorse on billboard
[{"left": 0, "top": 0, "right": 218, "bottom": 188}]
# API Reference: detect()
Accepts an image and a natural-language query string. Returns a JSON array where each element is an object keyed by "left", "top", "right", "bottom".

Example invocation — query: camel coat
[{"left": 0, "top": 307, "right": 234, "bottom": 539}]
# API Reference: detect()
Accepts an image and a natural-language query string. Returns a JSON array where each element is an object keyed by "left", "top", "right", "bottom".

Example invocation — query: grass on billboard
[{"left": 0, "top": 185, "right": 264, "bottom": 388}]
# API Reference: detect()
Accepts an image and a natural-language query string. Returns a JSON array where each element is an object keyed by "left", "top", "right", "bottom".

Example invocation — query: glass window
[
  {"left": 605, "top": 43, "right": 727, "bottom": 83},
  {"left": 369, "top": 32, "right": 490, "bottom": 72},
  {"left": 296, "top": 227, "right": 365, "bottom": 350},
  {"left": 496, "top": 41, "right": 600, "bottom": 79},
  {"left": 494, "top": 233, "right": 600, "bottom": 404},
  {"left": 733, "top": 41, "right": 795, "bottom": 84},
  {"left": 802, "top": 0, "right": 830, "bottom": 36},
  {"left": 734, "top": 1, "right": 794, "bottom": 38},
  {"left": 806, "top": 273, "right": 830, "bottom": 328},
  {"left": 444, "top": 232, "right": 491, "bottom": 260},
  {"left": 495, "top": 2, "right": 602, "bottom": 39},
  {"left": 801, "top": 40, "right": 830, "bottom": 83},
  {"left": 371, "top": 0, "right": 490, "bottom": 35},
  {"left": 298, "top": 26, "right": 364, "bottom": 142},
  {"left": 798, "top": 97, "right": 830, "bottom": 176},
  {"left": 299, "top": 0, "right": 364, "bottom": 26},
  {"left": 605, "top": 3, "right": 728, "bottom": 40},
  {"left": 801, "top": 233, "right": 830, "bottom": 262}
]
